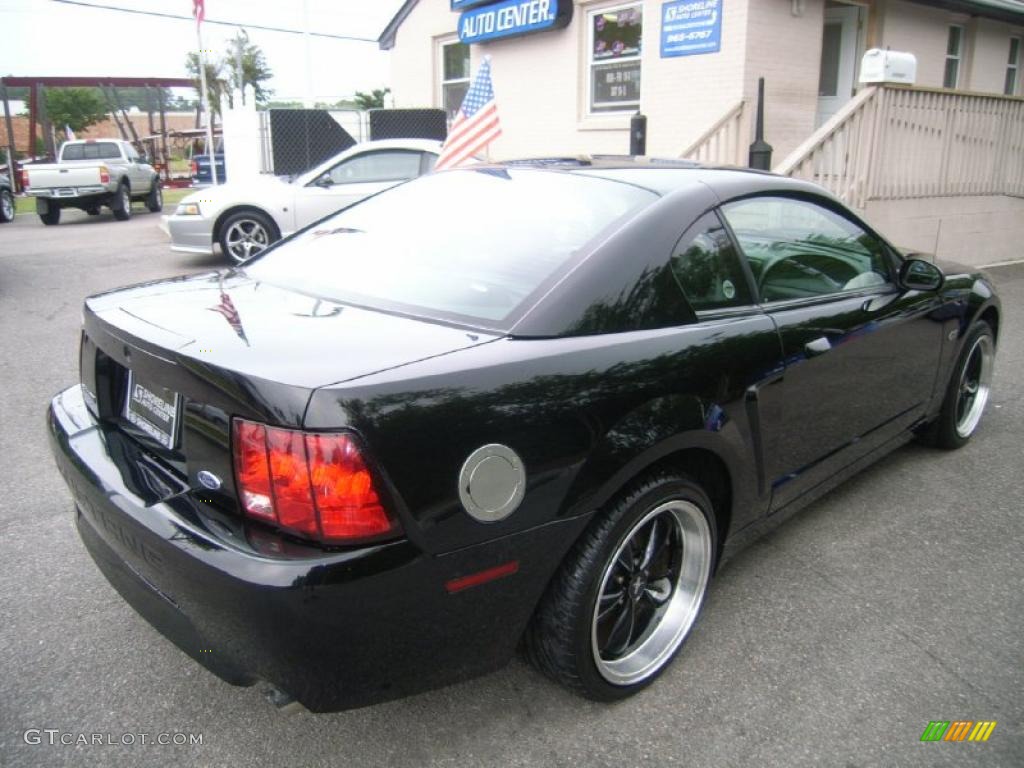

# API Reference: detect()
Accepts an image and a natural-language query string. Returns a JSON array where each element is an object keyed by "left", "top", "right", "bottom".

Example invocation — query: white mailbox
[{"left": 859, "top": 49, "right": 917, "bottom": 85}]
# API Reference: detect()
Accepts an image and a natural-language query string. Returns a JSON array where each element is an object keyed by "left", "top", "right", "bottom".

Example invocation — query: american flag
[
  {"left": 435, "top": 57, "right": 502, "bottom": 171},
  {"left": 208, "top": 289, "right": 249, "bottom": 346},
  {"left": 192, "top": 0, "right": 205, "bottom": 24}
]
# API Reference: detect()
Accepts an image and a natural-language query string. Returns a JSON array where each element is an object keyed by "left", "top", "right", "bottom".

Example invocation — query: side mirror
[
  {"left": 314, "top": 175, "right": 333, "bottom": 189},
  {"left": 898, "top": 258, "right": 944, "bottom": 292}
]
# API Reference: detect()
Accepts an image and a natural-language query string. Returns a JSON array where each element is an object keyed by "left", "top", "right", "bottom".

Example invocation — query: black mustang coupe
[{"left": 49, "top": 159, "right": 999, "bottom": 711}]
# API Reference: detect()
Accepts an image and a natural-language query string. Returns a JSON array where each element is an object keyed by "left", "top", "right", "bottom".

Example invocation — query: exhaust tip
[{"left": 262, "top": 685, "right": 302, "bottom": 714}]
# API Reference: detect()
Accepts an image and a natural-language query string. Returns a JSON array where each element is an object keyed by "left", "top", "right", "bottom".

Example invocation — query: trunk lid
[{"left": 81, "top": 270, "right": 499, "bottom": 505}]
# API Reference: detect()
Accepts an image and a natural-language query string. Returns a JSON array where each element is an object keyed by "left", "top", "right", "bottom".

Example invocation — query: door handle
[{"left": 805, "top": 337, "right": 832, "bottom": 357}]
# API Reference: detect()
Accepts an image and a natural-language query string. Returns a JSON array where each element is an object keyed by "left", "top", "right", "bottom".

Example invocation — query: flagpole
[{"left": 196, "top": 15, "right": 219, "bottom": 185}]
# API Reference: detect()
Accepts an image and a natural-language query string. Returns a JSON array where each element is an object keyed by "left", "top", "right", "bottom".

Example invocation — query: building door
[{"left": 816, "top": 5, "right": 860, "bottom": 127}]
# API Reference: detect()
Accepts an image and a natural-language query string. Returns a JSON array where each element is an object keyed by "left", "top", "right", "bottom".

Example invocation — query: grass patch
[{"left": 13, "top": 186, "right": 195, "bottom": 216}]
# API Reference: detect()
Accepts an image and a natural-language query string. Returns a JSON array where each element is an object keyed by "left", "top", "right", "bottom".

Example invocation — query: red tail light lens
[
  {"left": 190, "top": 161, "right": 198, "bottom": 176},
  {"left": 98, "top": 165, "right": 110, "bottom": 184},
  {"left": 231, "top": 419, "right": 399, "bottom": 545},
  {"left": 21, "top": 169, "right": 29, "bottom": 188}
]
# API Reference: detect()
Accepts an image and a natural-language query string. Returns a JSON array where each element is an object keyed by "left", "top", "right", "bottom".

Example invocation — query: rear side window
[
  {"left": 61, "top": 142, "right": 122, "bottom": 161},
  {"left": 669, "top": 212, "right": 752, "bottom": 311}
]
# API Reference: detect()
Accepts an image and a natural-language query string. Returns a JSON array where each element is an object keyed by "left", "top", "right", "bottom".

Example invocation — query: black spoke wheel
[{"left": 526, "top": 473, "right": 716, "bottom": 701}]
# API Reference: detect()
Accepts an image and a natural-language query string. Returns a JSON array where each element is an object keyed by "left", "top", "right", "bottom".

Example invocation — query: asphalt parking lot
[{"left": 0, "top": 208, "right": 1021, "bottom": 767}]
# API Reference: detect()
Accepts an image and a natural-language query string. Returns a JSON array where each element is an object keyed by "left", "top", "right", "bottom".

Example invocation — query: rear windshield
[
  {"left": 61, "top": 142, "right": 122, "bottom": 161},
  {"left": 244, "top": 168, "right": 657, "bottom": 328}
]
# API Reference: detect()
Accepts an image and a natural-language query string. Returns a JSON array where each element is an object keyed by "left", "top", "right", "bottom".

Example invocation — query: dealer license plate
[{"left": 124, "top": 371, "right": 180, "bottom": 449}]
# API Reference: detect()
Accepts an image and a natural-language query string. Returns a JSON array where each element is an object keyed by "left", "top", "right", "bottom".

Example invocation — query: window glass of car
[
  {"left": 246, "top": 169, "right": 657, "bottom": 326},
  {"left": 61, "top": 142, "right": 122, "bottom": 161},
  {"left": 721, "top": 196, "right": 892, "bottom": 302},
  {"left": 669, "top": 212, "right": 752, "bottom": 312},
  {"left": 323, "top": 151, "right": 422, "bottom": 186}
]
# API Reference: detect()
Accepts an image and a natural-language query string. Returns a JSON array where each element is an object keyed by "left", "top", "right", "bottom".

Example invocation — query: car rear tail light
[
  {"left": 21, "top": 169, "right": 29, "bottom": 188},
  {"left": 99, "top": 165, "right": 110, "bottom": 184},
  {"left": 190, "top": 160, "right": 198, "bottom": 176},
  {"left": 231, "top": 418, "right": 399, "bottom": 545}
]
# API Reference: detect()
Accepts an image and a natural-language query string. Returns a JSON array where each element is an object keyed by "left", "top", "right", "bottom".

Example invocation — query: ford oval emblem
[{"left": 197, "top": 470, "right": 222, "bottom": 490}]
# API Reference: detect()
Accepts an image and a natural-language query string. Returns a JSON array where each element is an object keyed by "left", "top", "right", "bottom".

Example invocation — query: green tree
[
  {"left": 353, "top": 88, "right": 390, "bottom": 110},
  {"left": 186, "top": 52, "right": 228, "bottom": 116},
  {"left": 43, "top": 88, "right": 108, "bottom": 133},
  {"left": 225, "top": 30, "right": 274, "bottom": 106}
]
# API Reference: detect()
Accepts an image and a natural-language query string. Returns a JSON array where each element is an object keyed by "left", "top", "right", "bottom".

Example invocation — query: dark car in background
[
  {"left": 0, "top": 172, "right": 13, "bottom": 223},
  {"left": 190, "top": 137, "right": 226, "bottom": 186},
  {"left": 48, "top": 159, "right": 999, "bottom": 712}
]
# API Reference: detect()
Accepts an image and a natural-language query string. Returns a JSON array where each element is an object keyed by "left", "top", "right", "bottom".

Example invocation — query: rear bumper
[{"left": 48, "top": 385, "right": 583, "bottom": 711}]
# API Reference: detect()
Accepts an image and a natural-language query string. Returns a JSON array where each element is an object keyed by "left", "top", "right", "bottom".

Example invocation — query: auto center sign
[{"left": 455, "top": 0, "right": 573, "bottom": 44}]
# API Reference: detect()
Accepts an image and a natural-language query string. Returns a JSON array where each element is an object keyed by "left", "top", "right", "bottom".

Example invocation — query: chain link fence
[{"left": 258, "top": 108, "right": 446, "bottom": 176}]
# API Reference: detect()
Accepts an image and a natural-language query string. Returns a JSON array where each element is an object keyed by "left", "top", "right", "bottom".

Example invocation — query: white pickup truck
[{"left": 23, "top": 139, "right": 162, "bottom": 225}]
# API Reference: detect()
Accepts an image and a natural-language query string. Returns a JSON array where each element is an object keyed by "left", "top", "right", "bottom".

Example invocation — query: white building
[{"left": 380, "top": 1, "right": 1024, "bottom": 264}]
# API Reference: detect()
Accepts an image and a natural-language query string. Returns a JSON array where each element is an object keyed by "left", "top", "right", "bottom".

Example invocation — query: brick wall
[{"left": 0, "top": 113, "right": 199, "bottom": 157}]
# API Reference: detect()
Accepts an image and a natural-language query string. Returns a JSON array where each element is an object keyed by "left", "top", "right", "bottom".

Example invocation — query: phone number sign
[{"left": 661, "top": 0, "right": 723, "bottom": 58}]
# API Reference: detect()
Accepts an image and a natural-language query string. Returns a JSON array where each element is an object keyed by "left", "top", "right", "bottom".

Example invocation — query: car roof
[
  {"left": 354, "top": 138, "right": 444, "bottom": 153},
  {"left": 472, "top": 155, "right": 820, "bottom": 199}
]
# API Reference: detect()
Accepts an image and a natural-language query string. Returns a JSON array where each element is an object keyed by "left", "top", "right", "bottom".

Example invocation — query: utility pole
[{"left": 195, "top": 14, "right": 219, "bottom": 184}]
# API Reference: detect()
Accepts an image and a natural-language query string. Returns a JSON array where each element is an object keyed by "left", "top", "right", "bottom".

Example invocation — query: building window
[
  {"left": 1006, "top": 37, "right": 1021, "bottom": 96},
  {"left": 588, "top": 3, "right": 643, "bottom": 114},
  {"left": 944, "top": 25, "right": 964, "bottom": 89},
  {"left": 439, "top": 41, "right": 470, "bottom": 122}
]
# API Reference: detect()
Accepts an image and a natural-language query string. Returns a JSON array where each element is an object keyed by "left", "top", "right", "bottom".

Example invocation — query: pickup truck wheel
[
  {"left": 145, "top": 182, "right": 163, "bottom": 213},
  {"left": 0, "top": 189, "right": 13, "bottom": 222},
  {"left": 219, "top": 210, "right": 278, "bottom": 263},
  {"left": 38, "top": 201, "right": 60, "bottom": 226},
  {"left": 111, "top": 182, "right": 132, "bottom": 221}
]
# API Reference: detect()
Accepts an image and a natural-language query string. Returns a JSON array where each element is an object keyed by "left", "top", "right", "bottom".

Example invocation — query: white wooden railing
[
  {"left": 682, "top": 101, "right": 747, "bottom": 166},
  {"left": 776, "top": 84, "right": 1024, "bottom": 208}
]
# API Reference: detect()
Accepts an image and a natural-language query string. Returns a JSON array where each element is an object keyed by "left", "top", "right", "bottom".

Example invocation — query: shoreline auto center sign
[
  {"left": 456, "top": 0, "right": 573, "bottom": 44},
  {"left": 661, "top": 0, "right": 723, "bottom": 57}
]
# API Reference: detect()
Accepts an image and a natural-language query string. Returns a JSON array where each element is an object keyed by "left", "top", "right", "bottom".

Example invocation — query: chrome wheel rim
[
  {"left": 121, "top": 186, "right": 130, "bottom": 211},
  {"left": 955, "top": 334, "right": 994, "bottom": 438},
  {"left": 225, "top": 219, "right": 270, "bottom": 262},
  {"left": 153, "top": 186, "right": 162, "bottom": 208},
  {"left": 1, "top": 192, "right": 12, "bottom": 219},
  {"left": 591, "top": 499, "right": 712, "bottom": 686}
]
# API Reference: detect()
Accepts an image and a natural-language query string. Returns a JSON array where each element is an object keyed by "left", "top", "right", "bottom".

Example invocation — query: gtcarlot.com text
[{"left": 23, "top": 729, "right": 203, "bottom": 747}]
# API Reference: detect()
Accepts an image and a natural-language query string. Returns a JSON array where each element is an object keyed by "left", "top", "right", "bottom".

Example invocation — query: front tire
[
  {"left": 111, "top": 182, "right": 131, "bottom": 221},
  {"left": 0, "top": 188, "right": 14, "bottom": 222},
  {"left": 526, "top": 473, "right": 716, "bottom": 701},
  {"left": 145, "top": 180, "right": 163, "bottom": 213},
  {"left": 218, "top": 209, "right": 278, "bottom": 264},
  {"left": 928, "top": 321, "right": 995, "bottom": 449}
]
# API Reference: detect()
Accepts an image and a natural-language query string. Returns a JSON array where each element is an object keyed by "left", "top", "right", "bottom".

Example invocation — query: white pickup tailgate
[{"left": 28, "top": 165, "right": 105, "bottom": 192}]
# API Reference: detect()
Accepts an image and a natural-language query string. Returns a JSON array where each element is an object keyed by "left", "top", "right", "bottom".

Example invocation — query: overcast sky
[{"left": 0, "top": 0, "right": 405, "bottom": 101}]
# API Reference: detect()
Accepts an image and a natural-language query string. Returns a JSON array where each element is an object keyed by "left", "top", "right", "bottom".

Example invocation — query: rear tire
[
  {"left": 111, "top": 182, "right": 131, "bottom": 221},
  {"left": 0, "top": 188, "right": 13, "bottom": 222},
  {"left": 37, "top": 199, "right": 60, "bottom": 226},
  {"left": 926, "top": 321, "right": 995, "bottom": 449},
  {"left": 145, "top": 180, "right": 163, "bottom": 213},
  {"left": 525, "top": 473, "right": 716, "bottom": 701}
]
